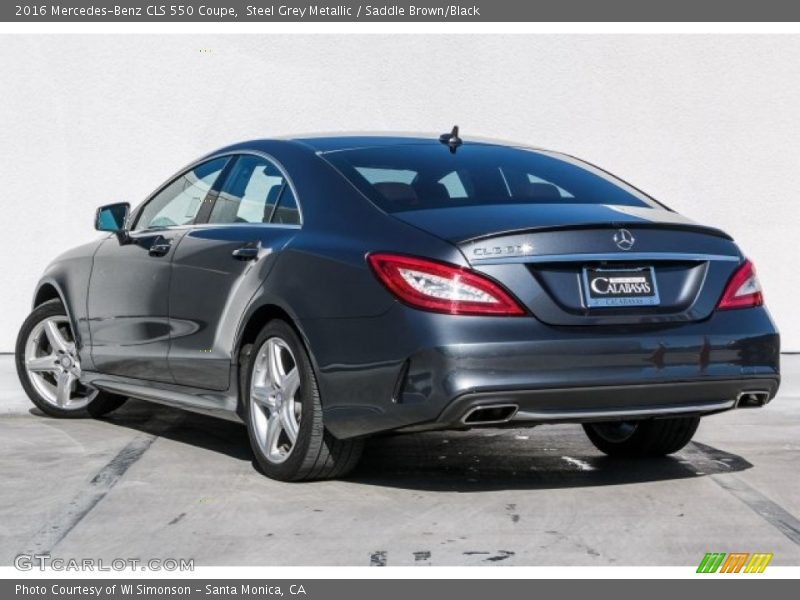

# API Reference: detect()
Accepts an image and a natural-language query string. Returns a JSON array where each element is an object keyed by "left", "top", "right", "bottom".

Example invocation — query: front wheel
[
  {"left": 15, "top": 299, "right": 127, "bottom": 418},
  {"left": 243, "top": 320, "right": 363, "bottom": 482},
  {"left": 583, "top": 416, "right": 700, "bottom": 457}
]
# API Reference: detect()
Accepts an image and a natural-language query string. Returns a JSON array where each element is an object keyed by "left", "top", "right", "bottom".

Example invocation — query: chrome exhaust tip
[
  {"left": 736, "top": 390, "right": 771, "bottom": 408},
  {"left": 462, "top": 404, "right": 519, "bottom": 425}
]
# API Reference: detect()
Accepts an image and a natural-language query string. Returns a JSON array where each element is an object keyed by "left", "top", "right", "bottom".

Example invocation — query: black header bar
[{"left": 5, "top": 0, "right": 800, "bottom": 22}]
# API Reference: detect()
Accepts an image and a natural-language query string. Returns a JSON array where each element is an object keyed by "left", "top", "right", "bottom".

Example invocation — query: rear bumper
[
  {"left": 405, "top": 377, "right": 780, "bottom": 432},
  {"left": 301, "top": 305, "right": 781, "bottom": 439}
]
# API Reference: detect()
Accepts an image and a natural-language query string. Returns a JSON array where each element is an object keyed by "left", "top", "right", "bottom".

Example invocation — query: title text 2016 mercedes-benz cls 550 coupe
[{"left": 16, "top": 130, "right": 780, "bottom": 481}]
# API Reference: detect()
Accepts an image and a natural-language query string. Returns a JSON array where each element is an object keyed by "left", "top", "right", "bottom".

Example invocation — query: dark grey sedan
[{"left": 16, "top": 131, "right": 780, "bottom": 481}]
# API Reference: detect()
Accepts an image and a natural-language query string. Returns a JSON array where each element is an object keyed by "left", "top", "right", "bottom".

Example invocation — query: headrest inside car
[{"left": 373, "top": 182, "right": 419, "bottom": 204}]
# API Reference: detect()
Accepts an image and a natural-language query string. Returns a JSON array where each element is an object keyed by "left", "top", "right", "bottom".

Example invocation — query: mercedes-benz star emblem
[{"left": 613, "top": 228, "right": 635, "bottom": 251}]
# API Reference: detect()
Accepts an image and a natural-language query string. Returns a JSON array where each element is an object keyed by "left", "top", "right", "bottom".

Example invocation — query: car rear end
[
  {"left": 319, "top": 139, "right": 780, "bottom": 438},
  {"left": 414, "top": 225, "right": 778, "bottom": 428}
]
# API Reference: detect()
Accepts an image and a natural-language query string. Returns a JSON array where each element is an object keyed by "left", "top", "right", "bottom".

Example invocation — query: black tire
[
  {"left": 583, "top": 416, "right": 700, "bottom": 457},
  {"left": 243, "top": 319, "right": 363, "bottom": 482},
  {"left": 15, "top": 299, "right": 127, "bottom": 419}
]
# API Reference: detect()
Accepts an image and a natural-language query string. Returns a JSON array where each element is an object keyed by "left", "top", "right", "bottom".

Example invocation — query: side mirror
[{"left": 95, "top": 202, "right": 131, "bottom": 243}]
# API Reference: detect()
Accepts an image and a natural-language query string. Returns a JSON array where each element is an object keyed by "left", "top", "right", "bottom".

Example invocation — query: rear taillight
[
  {"left": 367, "top": 253, "right": 525, "bottom": 316},
  {"left": 717, "top": 259, "right": 763, "bottom": 310}
]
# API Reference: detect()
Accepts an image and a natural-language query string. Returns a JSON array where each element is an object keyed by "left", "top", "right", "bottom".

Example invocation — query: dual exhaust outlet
[
  {"left": 735, "top": 390, "right": 771, "bottom": 408},
  {"left": 461, "top": 389, "right": 772, "bottom": 425},
  {"left": 462, "top": 404, "right": 518, "bottom": 425}
]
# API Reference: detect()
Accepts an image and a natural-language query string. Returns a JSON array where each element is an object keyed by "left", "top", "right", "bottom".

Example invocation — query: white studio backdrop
[{"left": 1, "top": 34, "right": 798, "bottom": 351}]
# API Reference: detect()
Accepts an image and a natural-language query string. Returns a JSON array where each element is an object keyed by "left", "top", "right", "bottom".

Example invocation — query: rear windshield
[{"left": 322, "top": 144, "right": 662, "bottom": 213}]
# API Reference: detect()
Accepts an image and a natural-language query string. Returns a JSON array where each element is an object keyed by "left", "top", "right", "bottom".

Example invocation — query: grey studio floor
[{"left": 0, "top": 354, "right": 798, "bottom": 567}]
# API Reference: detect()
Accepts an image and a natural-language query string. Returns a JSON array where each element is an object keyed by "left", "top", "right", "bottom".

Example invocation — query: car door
[
  {"left": 167, "top": 153, "right": 302, "bottom": 390},
  {"left": 88, "top": 157, "right": 230, "bottom": 382}
]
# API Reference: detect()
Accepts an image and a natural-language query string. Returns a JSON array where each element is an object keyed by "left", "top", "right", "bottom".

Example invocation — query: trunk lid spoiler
[{"left": 390, "top": 203, "right": 731, "bottom": 244}]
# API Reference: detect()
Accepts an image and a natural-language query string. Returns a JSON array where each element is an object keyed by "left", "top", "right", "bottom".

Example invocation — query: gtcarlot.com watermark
[{"left": 14, "top": 553, "right": 194, "bottom": 572}]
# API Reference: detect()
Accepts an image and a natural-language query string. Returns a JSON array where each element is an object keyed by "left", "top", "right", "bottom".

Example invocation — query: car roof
[
  {"left": 222, "top": 133, "right": 546, "bottom": 155},
  {"left": 290, "top": 135, "right": 443, "bottom": 153}
]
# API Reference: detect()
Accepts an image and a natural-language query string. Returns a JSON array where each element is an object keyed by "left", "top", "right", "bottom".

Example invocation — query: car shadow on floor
[
  {"left": 33, "top": 398, "right": 752, "bottom": 492},
  {"left": 30, "top": 399, "right": 253, "bottom": 462},
  {"left": 349, "top": 433, "right": 751, "bottom": 492}
]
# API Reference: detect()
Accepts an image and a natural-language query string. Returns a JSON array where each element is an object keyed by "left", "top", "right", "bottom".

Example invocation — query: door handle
[
  {"left": 232, "top": 241, "right": 261, "bottom": 261},
  {"left": 148, "top": 236, "right": 172, "bottom": 257}
]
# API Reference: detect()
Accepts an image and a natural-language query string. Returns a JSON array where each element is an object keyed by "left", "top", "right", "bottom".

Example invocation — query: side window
[
  {"left": 135, "top": 158, "right": 228, "bottom": 230},
  {"left": 209, "top": 155, "right": 294, "bottom": 225},
  {"left": 272, "top": 186, "right": 300, "bottom": 225}
]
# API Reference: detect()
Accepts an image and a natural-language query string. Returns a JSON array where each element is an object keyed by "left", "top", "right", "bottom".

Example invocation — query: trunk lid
[
  {"left": 390, "top": 203, "right": 731, "bottom": 244},
  {"left": 392, "top": 204, "right": 742, "bottom": 326}
]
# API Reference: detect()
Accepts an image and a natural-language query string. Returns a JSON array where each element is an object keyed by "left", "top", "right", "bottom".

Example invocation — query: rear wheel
[
  {"left": 15, "top": 299, "right": 127, "bottom": 418},
  {"left": 583, "top": 416, "right": 700, "bottom": 457},
  {"left": 243, "top": 320, "right": 363, "bottom": 481}
]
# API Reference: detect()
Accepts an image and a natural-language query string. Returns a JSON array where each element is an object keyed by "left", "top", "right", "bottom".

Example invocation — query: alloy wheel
[
  {"left": 249, "top": 337, "right": 303, "bottom": 464},
  {"left": 24, "top": 315, "right": 96, "bottom": 410}
]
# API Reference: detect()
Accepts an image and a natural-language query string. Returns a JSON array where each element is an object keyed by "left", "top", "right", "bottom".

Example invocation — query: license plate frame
[{"left": 581, "top": 266, "right": 660, "bottom": 308}]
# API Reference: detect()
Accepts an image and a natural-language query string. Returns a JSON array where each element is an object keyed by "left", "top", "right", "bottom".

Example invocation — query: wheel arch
[
  {"left": 236, "top": 303, "right": 298, "bottom": 359},
  {"left": 233, "top": 301, "right": 317, "bottom": 417},
  {"left": 33, "top": 281, "right": 64, "bottom": 307},
  {"left": 32, "top": 280, "right": 79, "bottom": 338},
  {"left": 28, "top": 277, "right": 96, "bottom": 370}
]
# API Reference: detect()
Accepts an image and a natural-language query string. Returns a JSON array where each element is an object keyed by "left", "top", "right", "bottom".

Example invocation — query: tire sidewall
[
  {"left": 584, "top": 417, "right": 700, "bottom": 457},
  {"left": 15, "top": 300, "right": 88, "bottom": 418},
  {"left": 243, "top": 320, "right": 320, "bottom": 481}
]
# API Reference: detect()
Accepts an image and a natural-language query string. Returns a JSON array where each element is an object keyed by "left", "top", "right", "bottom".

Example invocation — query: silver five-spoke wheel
[
  {"left": 249, "top": 337, "right": 302, "bottom": 464},
  {"left": 23, "top": 315, "right": 96, "bottom": 410},
  {"left": 244, "top": 319, "right": 363, "bottom": 481}
]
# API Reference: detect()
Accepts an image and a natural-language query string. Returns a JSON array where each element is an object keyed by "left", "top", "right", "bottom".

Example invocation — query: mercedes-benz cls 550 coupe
[{"left": 16, "top": 131, "right": 780, "bottom": 481}]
